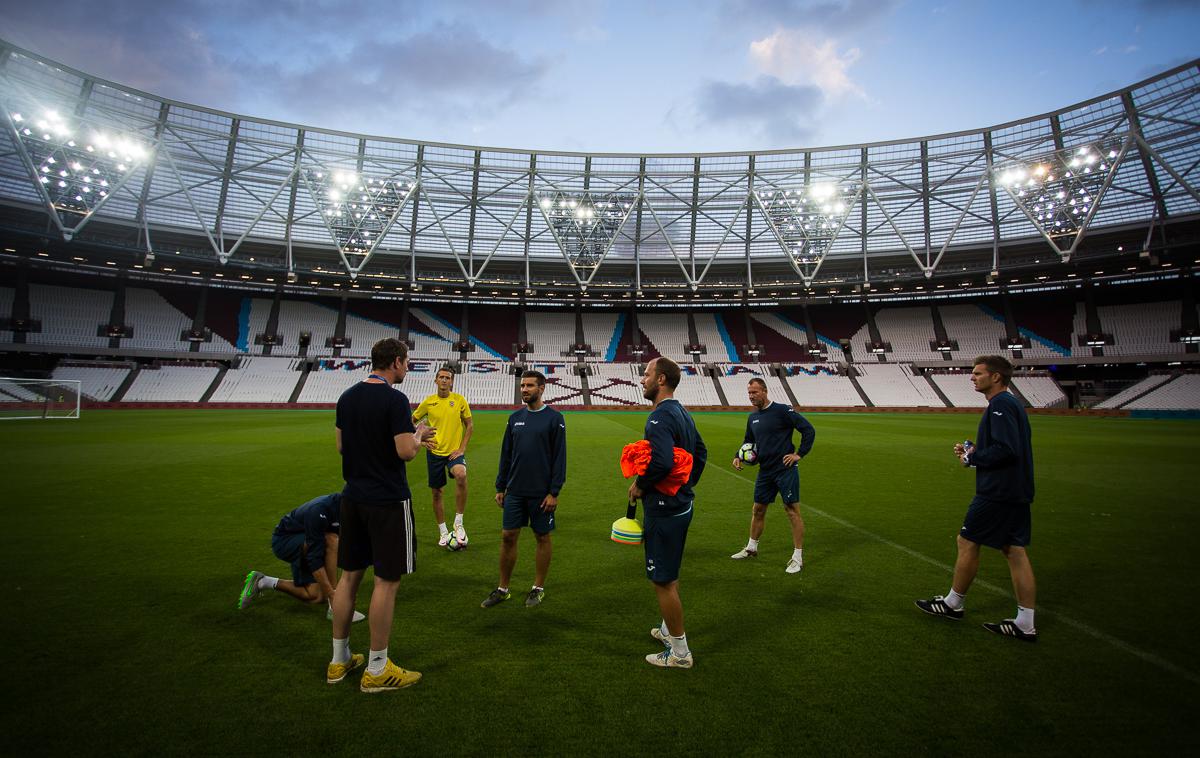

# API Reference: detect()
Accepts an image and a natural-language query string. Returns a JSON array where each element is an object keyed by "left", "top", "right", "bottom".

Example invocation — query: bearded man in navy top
[
  {"left": 629, "top": 357, "right": 707, "bottom": 669},
  {"left": 481, "top": 370, "right": 567, "bottom": 610},
  {"left": 730, "top": 377, "right": 816, "bottom": 575},
  {"left": 916, "top": 355, "right": 1039, "bottom": 643}
]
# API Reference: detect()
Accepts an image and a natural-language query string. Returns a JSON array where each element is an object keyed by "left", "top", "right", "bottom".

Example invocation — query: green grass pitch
[{"left": 2, "top": 409, "right": 1198, "bottom": 755}]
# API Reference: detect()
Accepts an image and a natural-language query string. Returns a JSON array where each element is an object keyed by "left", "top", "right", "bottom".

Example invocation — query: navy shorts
[
  {"left": 427, "top": 453, "right": 467, "bottom": 489},
  {"left": 754, "top": 466, "right": 800, "bottom": 505},
  {"left": 960, "top": 496, "right": 1032, "bottom": 549},
  {"left": 271, "top": 532, "right": 315, "bottom": 586},
  {"left": 337, "top": 497, "right": 416, "bottom": 581},
  {"left": 502, "top": 493, "right": 556, "bottom": 534},
  {"left": 642, "top": 494, "right": 694, "bottom": 584}
]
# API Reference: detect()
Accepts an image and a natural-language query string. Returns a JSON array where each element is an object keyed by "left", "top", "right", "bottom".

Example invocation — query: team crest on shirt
[{"left": 450, "top": 400, "right": 455, "bottom": 407}]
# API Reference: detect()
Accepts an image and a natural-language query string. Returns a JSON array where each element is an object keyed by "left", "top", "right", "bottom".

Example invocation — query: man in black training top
[
  {"left": 916, "top": 355, "right": 1039, "bottom": 642},
  {"left": 730, "top": 377, "right": 816, "bottom": 574},
  {"left": 238, "top": 492, "right": 364, "bottom": 623},
  {"left": 629, "top": 357, "right": 707, "bottom": 669},
  {"left": 482, "top": 370, "right": 567, "bottom": 609},
  {"left": 330, "top": 337, "right": 437, "bottom": 692}
]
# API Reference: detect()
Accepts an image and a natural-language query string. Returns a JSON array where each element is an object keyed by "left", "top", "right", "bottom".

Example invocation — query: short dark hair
[
  {"left": 520, "top": 369, "right": 546, "bottom": 387},
  {"left": 651, "top": 357, "right": 682, "bottom": 390},
  {"left": 371, "top": 337, "right": 408, "bottom": 370},
  {"left": 747, "top": 377, "right": 768, "bottom": 390},
  {"left": 974, "top": 355, "right": 1013, "bottom": 386},
  {"left": 436, "top": 366, "right": 455, "bottom": 379}
]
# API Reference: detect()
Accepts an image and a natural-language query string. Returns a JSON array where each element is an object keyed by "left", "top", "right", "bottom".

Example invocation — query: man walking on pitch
[
  {"left": 481, "top": 370, "right": 566, "bottom": 609},
  {"left": 730, "top": 377, "right": 816, "bottom": 574},
  {"left": 238, "top": 492, "right": 364, "bottom": 623},
  {"left": 630, "top": 357, "right": 707, "bottom": 669},
  {"left": 915, "top": 355, "right": 1039, "bottom": 642},
  {"left": 329, "top": 338, "right": 437, "bottom": 691},
  {"left": 412, "top": 367, "right": 474, "bottom": 547}
]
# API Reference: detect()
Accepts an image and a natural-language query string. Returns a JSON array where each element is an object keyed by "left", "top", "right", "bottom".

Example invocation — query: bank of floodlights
[
  {"left": 304, "top": 168, "right": 415, "bottom": 255},
  {"left": 7, "top": 109, "right": 150, "bottom": 224},
  {"left": 994, "top": 140, "right": 1127, "bottom": 254},
  {"left": 759, "top": 181, "right": 857, "bottom": 269},
  {"left": 538, "top": 191, "right": 635, "bottom": 267}
]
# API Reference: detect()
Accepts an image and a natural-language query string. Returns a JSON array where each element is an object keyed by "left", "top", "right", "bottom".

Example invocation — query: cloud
[
  {"left": 749, "top": 28, "right": 864, "bottom": 98},
  {"left": 695, "top": 76, "right": 822, "bottom": 144},
  {"left": 720, "top": 0, "right": 900, "bottom": 32}
]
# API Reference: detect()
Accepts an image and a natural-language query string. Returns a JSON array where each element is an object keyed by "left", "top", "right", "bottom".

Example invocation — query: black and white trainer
[
  {"left": 982, "top": 619, "right": 1038, "bottom": 642},
  {"left": 914, "top": 596, "right": 965, "bottom": 620}
]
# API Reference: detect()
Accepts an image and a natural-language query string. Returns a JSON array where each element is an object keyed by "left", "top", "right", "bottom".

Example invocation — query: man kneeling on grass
[{"left": 238, "top": 492, "right": 365, "bottom": 624}]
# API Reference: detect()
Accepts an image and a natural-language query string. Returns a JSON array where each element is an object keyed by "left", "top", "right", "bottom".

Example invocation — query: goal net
[{"left": 0, "top": 378, "right": 81, "bottom": 420}]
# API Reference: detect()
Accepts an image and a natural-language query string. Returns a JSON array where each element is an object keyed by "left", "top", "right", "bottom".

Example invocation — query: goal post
[{"left": 0, "top": 378, "right": 82, "bottom": 420}]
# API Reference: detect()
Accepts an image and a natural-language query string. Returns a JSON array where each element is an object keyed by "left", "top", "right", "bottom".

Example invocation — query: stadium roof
[{"left": 1, "top": 40, "right": 1198, "bottom": 302}]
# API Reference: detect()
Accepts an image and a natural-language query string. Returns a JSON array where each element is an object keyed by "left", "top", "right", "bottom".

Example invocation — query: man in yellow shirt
[{"left": 412, "top": 367, "right": 475, "bottom": 547}]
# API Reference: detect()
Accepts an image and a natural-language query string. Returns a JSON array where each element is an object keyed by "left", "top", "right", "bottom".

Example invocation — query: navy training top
[
  {"left": 636, "top": 397, "right": 708, "bottom": 510},
  {"left": 742, "top": 401, "right": 816, "bottom": 474},
  {"left": 495, "top": 405, "right": 567, "bottom": 498},
  {"left": 273, "top": 493, "right": 342, "bottom": 573},
  {"left": 967, "top": 390, "right": 1035, "bottom": 504},
  {"left": 335, "top": 381, "right": 415, "bottom": 505}
]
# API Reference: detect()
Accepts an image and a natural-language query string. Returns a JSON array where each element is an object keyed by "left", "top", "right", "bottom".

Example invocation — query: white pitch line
[{"left": 710, "top": 463, "right": 1200, "bottom": 687}]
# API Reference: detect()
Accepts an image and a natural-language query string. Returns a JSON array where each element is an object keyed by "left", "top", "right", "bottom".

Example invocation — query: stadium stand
[
  {"left": 459, "top": 362, "right": 515, "bottom": 405},
  {"left": 637, "top": 313, "right": 693, "bottom": 362},
  {"left": 538, "top": 364, "right": 586, "bottom": 405},
  {"left": 467, "top": 304, "right": 519, "bottom": 360},
  {"left": 581, "top": 311, "right": 623, "bottom": 361},
  {"left": 524, "top": 310, "right": 576, "bottom": 360},
  {"left": 122, "top": 364, "right": 220, "bottom": 402},
  {"left": 694, "top": 313, "right": 738, "bottom": 362},
  {"left": 1010, "top": 293, "right": 1074, "bottom": 359},
  {"left": 1122, "top": 374, "right": 1200, "bottom": 410},
  {"left": 749, "top": 312, "right": 809, "bottom": 361},
  {"left": 854, "top": 363, "right": 946, "bottom": 407},
  {"left": 409, "top": 306, "right": 475, "bottom": 357},
  {"left": 340, "top": 311, "right": 404, "bottom": 359},
  {"left": 806, "top": 304, "right": 865, "bottom": 348},
  {"left": 27, "top": 283, "right": 113, "bottom": 349},
  {"left": 718, "top": 311, "right": 751, "bottom": 362},
  {"left": 1, "top": 286, "right": 13, "bottom": 342},
  {"left": 276, "top": 299, "right": 339, "bottom": 357},
  {"left": 942, "top": 303, "right": 1010, "bottom": 361},
  {"left": 587, "top": 362, "right": 644, "bottom": 406},
  {"left": 929, "top": 371, "right": 989, "bottom": 407},
  {"left": 51, "top": 362, "right": 131, "bottom": 401},
  {"left": 714, "top": 364, "right": 790, "bottom": 408},
  {"left": 207, "top": 357, "right": 303, "bottom": 403},
  {"left": 294, "top": 362, "right": 367, "bottom": 403},
  {"left": 1094, "top": 374, "right": 1174, "bottom": 409},
  {"left": 673, "top": 367, "right": 722, "bottom": 406},
  {"left": 784, "top": 365, "right": 866, "bottom": 407},
  {"left": 1097, "top": 301, "right": 1185, "bottom": 356},
  {"left": 197, "top": 289, "right": 244, "bottom": 354},
  {"left": 855, "top": 307, "right": 941, "bottom": 363},
  {"left": 122, "top": 287, "right": 196, "bottom": 352},
  {"left": 1011, "top": 374, "right": 1068, "bottom": 408}
]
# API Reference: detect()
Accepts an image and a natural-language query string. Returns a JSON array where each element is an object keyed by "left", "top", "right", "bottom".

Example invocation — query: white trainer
[
  {"left": 437, "top": 532, "right": 452, "bottom": 547},
  {"left": 785, "top": 559, "right": 803, "bottom": 574},
  {"left": 646, "top": 649, "right": 694, "bottom": 668},
  {"left": 730, "top": 548, "right": 758, "bottom": 560},
  {"left": 455, "top": 525, "right": 468, "bottom": 544},
  {"left": 650, "top": 627, "right": 670, "bottom": 646},
  {"left": 327, "top": 607, "right": 367, "bottom": 623}
]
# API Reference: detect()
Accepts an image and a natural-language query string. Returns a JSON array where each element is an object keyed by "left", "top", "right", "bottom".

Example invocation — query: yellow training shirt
[{"left": 413, "top": 391, "right": 473, "bottom": 457}]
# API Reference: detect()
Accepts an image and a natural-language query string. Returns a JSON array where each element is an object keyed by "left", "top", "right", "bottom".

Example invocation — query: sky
[{"left": 2, "top": 0, "right": 1198, "bottom": 154}]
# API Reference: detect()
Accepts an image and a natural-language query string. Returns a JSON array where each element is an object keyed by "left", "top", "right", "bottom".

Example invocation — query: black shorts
[
  {"left": 502, "top": 494, "right": 556, "bottom": 534},
  {"left": 754, "top": 467, "right": 800, "bottom": 505},
  {"left": 337, "top": 497, "right": 416, "bottom": 580},
  {"left": 642, "top": 494, "right": 694, "bottom": 584},
  {"left": 960, "top": 496, "right": 1032, "bottom": 549},
  {"left": 426, "top": 453, "right": 467, "bottom": 489},
  {"left": 271, "top": 532, "right": 316, "bottom": 586}
]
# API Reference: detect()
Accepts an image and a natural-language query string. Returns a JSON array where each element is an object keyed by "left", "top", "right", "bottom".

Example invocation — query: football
[
  {"left": 737, "top": 442, "right": 758, "bottom": 464},
  {"left": 447, "top": 533, "right": 468, "bottom": 551}
]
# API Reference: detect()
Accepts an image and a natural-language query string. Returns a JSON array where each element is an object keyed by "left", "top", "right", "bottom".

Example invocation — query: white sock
[
  {"left": 1015, "top": 605, "right": 1036, "bottom": 633},
  {"left": 791, "top": 548, "right": 803, "bottom": 563},
  {"left": 454, "top": 514, "right": 464, "bottom": 529},
  {"left": 531, "top": 585, "right": 543, "bottom": 591},
  {"left": 945, "top": 589, "right": 966, "bottom": 610},
  {"left": 331, "top": 637, "right": 350, "bottom": 665},
  {"left": 659, "top": 620, "right": 669, "bottom": 637},
  {"left": 258, "top": 574, "right": 279, "bottom": 591},
  {"left": 747, "top": 538, "right": 759, "bottom": 551},
  {"left": 669, "top": 633, "right": 690, "bottom": 657},
  {"left": 498, "top": 586, "right": 509, "bottom": 593},
  {"left": 438, "top": 522, "right": 449, "bottom": 536},
  {"left": 367, "top": 648, "right": 388, "bottom": 675}
]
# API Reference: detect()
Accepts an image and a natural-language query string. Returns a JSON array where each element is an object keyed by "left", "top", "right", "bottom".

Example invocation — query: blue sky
[{"left": 3, "top": 0, "right": 1197, "bottom": 153}]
